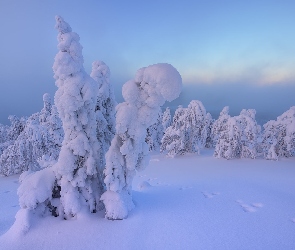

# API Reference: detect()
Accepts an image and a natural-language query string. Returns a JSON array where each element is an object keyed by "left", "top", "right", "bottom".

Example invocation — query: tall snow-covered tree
[
  {"left": 101, "top": 63, "right": 182, "bottom": 220},
  {"left": 262, "top": 106, "right": 295, "bottom": 160},
  {"left": 18, "top": 16, "right": 105, "bottom": 222}
]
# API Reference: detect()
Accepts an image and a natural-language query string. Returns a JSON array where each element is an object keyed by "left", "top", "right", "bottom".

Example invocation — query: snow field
[{"left": 1, "top": 149, "right": 295, "bottom": 249}]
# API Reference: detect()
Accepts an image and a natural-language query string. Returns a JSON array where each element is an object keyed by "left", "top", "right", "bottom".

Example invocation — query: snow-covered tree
[
  {"left": 160, "top": 105, "right": 187, "bottom": 157},
  {"left": 239, "top": 109, "right": 261, "bottom": 159},
  {"left": 214, "top": 109, "right": 260, "bottom": 159},
  {"left": 185, "top": 100, "right": 211, "bottom": 151},
  {"left": 211, "top": 106, "right": 230, "bottom": 147},
  {"left": 214, "top": 116, "right": 242, "bottom": 159},
  {"left": 146, "top": 110, "right": 164, "bottom": 152},
  {"left": 101, "top": 63, "right": 182, "bottom": 220},
  {"left": 262, "top": 106, "right": 295, "bottom": 160},
  {"left": 91, "top": 60, "right": 116, "bottom": 167},
  {"left": 161, "top": 100, "right": 213, "bottom": 157},
  {"left": 0, "top": 123, "right": 8, "bottom": 155},
  {"left": 18, "top": 16, "right": 105, "bottom": 222},
  {"left": 0, "top": 94, "right": 63, "bottom": 176},
  {"left": 162, "top": 107, "right": 172, "bottom": 131},
  {"left": 204, "top": 113, "right": 214, "bottom": 148}
]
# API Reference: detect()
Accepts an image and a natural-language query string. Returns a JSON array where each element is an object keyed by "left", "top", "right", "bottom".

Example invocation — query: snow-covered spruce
[
  {"left": 211, "top": 106, "right": 230, "bottom": 147},
  {"left": 146, "top": 110, "right": 164, "bottom": 152},
  {"left": 262, "top": 106, "right": 295, "bottom": 160},
  {"left": 101, "top": 63, "right": 182, "bottom": 220},
  {"left": 162, "top": 107, "right": 172, "bottom": 131},
  {"left": 161, "top": 100, "right": 213, "bottom": 157},
  {"left": 91, "top": 60, "right": 116, "bottom": 168},
  {"left": 0, "top": 94, "right": 63, "bottom": 176},
  {"left": 0, "top": 115, "right": 26, "bottom": 156},
  {"left": 18, "top": 16, "right": 106, "bottom": 223},
  {"left": 161, "top": 105, "right": 188, "bottom": 157},
  {"left": 214, "top": 109, "right": 261, "bottom": 159}
]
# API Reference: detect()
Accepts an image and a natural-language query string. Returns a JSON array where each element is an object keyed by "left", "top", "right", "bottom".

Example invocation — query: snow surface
[{"left": 1, "top": 149, "right": 295, "bottom": 249}]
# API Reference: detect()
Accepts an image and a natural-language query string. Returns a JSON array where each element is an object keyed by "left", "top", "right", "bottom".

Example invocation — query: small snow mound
[
  {"left": 291, "top": 218, "right": 295, "bottom": 223},
  {"left": 138, "top": 181, "right": 152, "bottom": 190},
  {"left": 150, "top": 158, "right": 160, "bottom": 162}
]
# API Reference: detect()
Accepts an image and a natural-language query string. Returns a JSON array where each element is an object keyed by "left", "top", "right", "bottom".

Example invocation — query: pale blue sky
[{"left": 0, "top": 0, "right": 294, "bottom": 124}]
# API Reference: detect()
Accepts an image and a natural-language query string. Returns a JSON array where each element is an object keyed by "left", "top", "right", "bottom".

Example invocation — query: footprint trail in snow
[
  {"left": 236, "top": 200, "right": 264, "bottom": 213},
  {"left": 202, "top": 191, "right": 220, "bottom": 198}
]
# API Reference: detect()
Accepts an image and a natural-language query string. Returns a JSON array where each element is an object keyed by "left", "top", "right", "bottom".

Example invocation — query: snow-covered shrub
[
  {"left": 0, "top": 94, "right": 63, "bottom": 176},
  {"left": 101, "top": 63, "right": 182, "bottom": 220},
  {"left": 146, "top": 110, "right": 164, "bottom": 152},
  {"left": 262, "top": 106, "right": 295, "bottom": 160},
  {"left": 161, "top": 100, "right": 213, "bottom": 157},
  {"left": 18, "top": 16, "right": 106, "bottom": 222},
  {"left": 214, "top": 109, "right": 260, "bottom": 159}
]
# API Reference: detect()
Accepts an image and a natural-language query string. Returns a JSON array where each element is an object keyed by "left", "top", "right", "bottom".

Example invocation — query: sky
[{"left": 0, "top": 0, "right": 294, "bottom": 124}]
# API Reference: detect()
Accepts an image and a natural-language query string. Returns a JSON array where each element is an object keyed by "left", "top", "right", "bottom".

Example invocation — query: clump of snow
[{"left": 138, "top": 181, "right": 152, "bottom": 190}]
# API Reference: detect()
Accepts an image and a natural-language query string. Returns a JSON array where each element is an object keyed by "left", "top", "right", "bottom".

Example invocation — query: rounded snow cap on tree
[
  {"left": 43, "top": 93, "right": 51, "bottom": 104},
  {"left": 55, "top": 15, "right": 72, "bottom": 34},
  {"left": 135, "top": 63, "right": 182, "bottom": 102},
  {"left": 91, "top": 60, "right": 110, "bottom": 80}
]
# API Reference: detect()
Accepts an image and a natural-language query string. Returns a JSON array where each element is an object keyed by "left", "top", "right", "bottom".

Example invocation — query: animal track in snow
[
  {"left": 236, "top": 200, "right": 263, "bottom": 213},
  {"left": 202, "top": 191, "right": 220, "bottom": 198},
  {"left": 4, "top": 190, "right": 10, "bottom": 194}
]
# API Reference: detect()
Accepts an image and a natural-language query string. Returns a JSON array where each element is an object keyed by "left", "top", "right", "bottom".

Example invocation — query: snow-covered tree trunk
[{"left": 101, "top": 63, "right": 182, "bottom": 220}]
